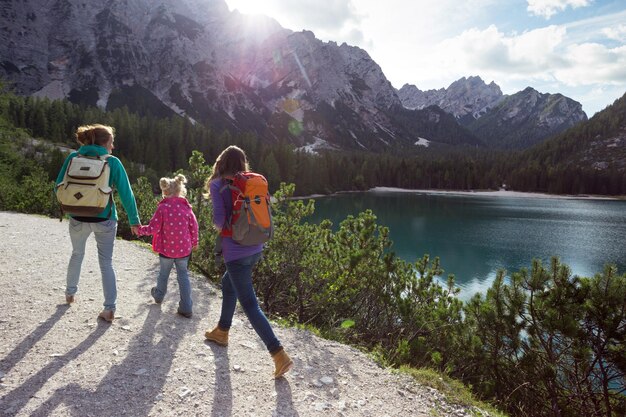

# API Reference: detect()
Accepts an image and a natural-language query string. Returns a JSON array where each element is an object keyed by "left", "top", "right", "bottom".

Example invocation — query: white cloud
[
  {"left": 556, "top": 43, "right": 626, "bottom": 85},
  {"left": 602, "top": 24, "right": 626, "bottom": 42},
  {"left": 429, "top": 24, "right": 626, "bottom": 87},
  {"left": 341, "top": 27, "right": 368, "bottom": 47},
  {"left": 527, "top": 0, "right": 592, "bottom": 19},
  {"left": 436, "top": 25, "right": 567, "bottom": 78},
  {"left": 578, "top": 84, "right": 626, "bottom": 113}
]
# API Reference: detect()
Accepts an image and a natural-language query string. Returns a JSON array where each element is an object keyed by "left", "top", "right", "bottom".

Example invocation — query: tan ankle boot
[
  {"left": 205, "top": 326, "right": 229, "bottom": 346},
  {"left": 98, "top": 309, "right": 114, "bottom": 322},
  {"left": 272, "top": 348, "right": 294, "bottom": 378}
]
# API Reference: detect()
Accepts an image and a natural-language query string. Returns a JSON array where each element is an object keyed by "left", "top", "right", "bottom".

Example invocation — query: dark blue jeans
[{"left": 218, "top": 252, "right": 281, "bottom": 353}]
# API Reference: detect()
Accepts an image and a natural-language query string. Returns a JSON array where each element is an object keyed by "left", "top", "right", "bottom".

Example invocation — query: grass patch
[
  {"left": 273, "top": 316, "right": 323, "bottom": 337},
  {"left": 397, "top": 366, "right": 508, "bottom": 417}
]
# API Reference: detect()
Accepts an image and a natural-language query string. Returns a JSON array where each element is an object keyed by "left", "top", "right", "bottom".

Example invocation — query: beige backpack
[{"left": 56, "top": 154, "right": 113, "bottom": 216}]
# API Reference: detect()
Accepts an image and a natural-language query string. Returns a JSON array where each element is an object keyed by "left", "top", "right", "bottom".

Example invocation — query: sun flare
[{"left": 225, "top": 0, "right": 268, "bottom": 17}]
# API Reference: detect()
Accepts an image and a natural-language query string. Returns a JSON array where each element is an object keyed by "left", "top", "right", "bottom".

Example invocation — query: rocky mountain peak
[
  {"left": 398, "top": 76, "right": 503, "bottom": 123},
  {"left": 467, "top": 87, "right": 588, "bottom": 149}
]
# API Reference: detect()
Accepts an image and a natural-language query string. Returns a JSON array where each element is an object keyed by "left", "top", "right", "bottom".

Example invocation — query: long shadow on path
[
  {"left": 207, "top": 342, "right": 232, "bottom": 417},
  {"left": 0, "top": 317, "right": 109, "bottom": 416},
  {"left": 205, "top": 341, "right": 299, "bottom": 416},
  {"left": 30, "top": 301, "right": 204, "bottom": 416},
  {"left": 275, "top": 378, "right": 299, "bottom": 417},
  {"left": 0, "top": 304, "right": 70, "bottom": 374}
]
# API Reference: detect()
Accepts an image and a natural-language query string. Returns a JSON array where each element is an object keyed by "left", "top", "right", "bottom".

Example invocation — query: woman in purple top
[{"left": 204, "top": 145, "right": 293, "bottom": 379}]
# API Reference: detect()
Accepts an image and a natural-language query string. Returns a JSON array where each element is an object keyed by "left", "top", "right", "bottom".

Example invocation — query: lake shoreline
[
  {"left": 293, "top": 187, "right": 625, "bottom": 201},
  {"left": 369, "top": 187, "right": 623, "bottom": 200}
]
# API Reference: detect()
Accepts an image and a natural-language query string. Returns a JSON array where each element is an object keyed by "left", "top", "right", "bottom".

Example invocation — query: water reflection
[{"left": 308, "top": 193, "right": 626, "bottom": 301}]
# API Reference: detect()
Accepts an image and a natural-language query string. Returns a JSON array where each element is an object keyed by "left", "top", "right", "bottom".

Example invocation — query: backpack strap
[
  {"left": 102, "top": 194, "right": 114, "bottom": 219},
  {"left": 91, "top": 154, "right": 114, "bottom": 219},
  {"left": 218, "top": 179, "right": 236, "bottom": 234},
  {"left": 98, "top": 153, "right": 115, "bottom": 220},
  {"left": 101, "top": 154, "right": 113, "bottom": 219}
]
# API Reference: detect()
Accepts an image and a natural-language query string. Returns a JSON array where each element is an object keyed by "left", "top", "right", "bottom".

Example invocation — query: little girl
[{"left": 136, "top": 174, "right": 199, "bottom": 318}]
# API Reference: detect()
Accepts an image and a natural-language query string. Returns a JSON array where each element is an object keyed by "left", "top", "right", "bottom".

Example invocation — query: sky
[{"left": 223, "top": 0, "right": 626, "bottom": 116}]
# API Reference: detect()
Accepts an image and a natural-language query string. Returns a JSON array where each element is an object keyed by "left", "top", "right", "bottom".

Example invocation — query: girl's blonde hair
[
  {"left": 160, "top": 174, "right": 188, "bottom": 197},
  {"left": 75, "top": 124, "right": 114, "bottom": 146}
]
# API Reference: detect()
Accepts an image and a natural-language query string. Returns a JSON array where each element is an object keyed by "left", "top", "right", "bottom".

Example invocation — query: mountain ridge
[
  {"left": 398, "top": 77, "right": 588, "bottom": 149},
  {"left": 1, "top": 0, "right": 585, "bottom": 151},
  {"left": 398, "top": 75, "right": 504, "bottom": 123}
]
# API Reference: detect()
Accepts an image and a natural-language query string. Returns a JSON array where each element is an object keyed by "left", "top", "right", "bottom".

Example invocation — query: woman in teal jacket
[{"left": 55, "top": 124, "right": 141, "bottom": 322}]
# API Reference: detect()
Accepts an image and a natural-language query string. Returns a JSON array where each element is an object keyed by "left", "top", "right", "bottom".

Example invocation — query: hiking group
[{"left": 54, "top": 123, "right": 293, "bottom": 379}]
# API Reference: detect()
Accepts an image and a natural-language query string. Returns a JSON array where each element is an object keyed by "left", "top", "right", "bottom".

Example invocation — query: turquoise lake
[{"left": 306, "top": 191, "right": 626, "bottom": 301}]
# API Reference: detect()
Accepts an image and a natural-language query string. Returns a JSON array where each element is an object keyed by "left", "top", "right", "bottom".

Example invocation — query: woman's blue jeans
[
  {"left": 153, "top": 255, "right": 193, "bottom": 314},
  {"left": 219, "top": 252, "right": 281, "bottom": 353},
  {"left": 66, "top": 218, "right": 117, "bottom": 311}
]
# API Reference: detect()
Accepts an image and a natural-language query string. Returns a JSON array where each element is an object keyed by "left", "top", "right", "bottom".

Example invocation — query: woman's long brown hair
[{"left": 205, "top": 145, "right": 250, "bottom": 193}]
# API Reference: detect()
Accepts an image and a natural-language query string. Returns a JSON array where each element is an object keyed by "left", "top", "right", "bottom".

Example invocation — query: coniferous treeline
[{"left": 4, "top": 92, "right": 626, "bottom": 199}]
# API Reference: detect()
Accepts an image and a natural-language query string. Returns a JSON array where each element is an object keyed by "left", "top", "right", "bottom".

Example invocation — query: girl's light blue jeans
[
  {"left": 219, "top": 251, "right": 281, "bottom": 353},
  {"left": 66, "top": 218, "right": 118, "bottom": 311},
  {"left": 153, "top": 255, "right": 193, "bottom": 314}
]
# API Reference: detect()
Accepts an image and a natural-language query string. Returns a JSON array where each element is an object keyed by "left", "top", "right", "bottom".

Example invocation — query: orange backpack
[{"left": 220, "top": 172, "right": 273, "bottom": 245}]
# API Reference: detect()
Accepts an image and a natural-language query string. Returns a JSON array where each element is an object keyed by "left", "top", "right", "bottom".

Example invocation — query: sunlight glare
[
  {"left": 225, "top": 0, "right": 271, "bottom": 17},
  {"left": 223, "top": 0, "right": 305, "bottom": 36}
]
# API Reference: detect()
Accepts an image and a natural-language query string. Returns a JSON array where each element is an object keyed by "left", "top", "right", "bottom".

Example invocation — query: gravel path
[{"left": 0, "top": 211, "right": 486, "bottom": 417}]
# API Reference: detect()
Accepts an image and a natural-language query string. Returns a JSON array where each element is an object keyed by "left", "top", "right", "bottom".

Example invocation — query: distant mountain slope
[
  {"left": 466, "top": 87, "right": 587, "bottom": 149},
  {"left": 388, "top": 105, "right": 483, "bottom": 147},
  {"left": 522, "top": 91, "right": 626, "bottom": 173},
  {"left": 399, "top": 78, "right": 588, "bottom": 150}
]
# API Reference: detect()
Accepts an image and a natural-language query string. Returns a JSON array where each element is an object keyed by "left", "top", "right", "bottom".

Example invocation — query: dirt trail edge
[{"left": 0, "top": 212, "right": 487, "bottom": 417}]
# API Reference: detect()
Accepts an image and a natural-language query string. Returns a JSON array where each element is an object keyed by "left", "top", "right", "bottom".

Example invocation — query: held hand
[{"left": 131, "top": 225, "right": 140, "bottom": 236}]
